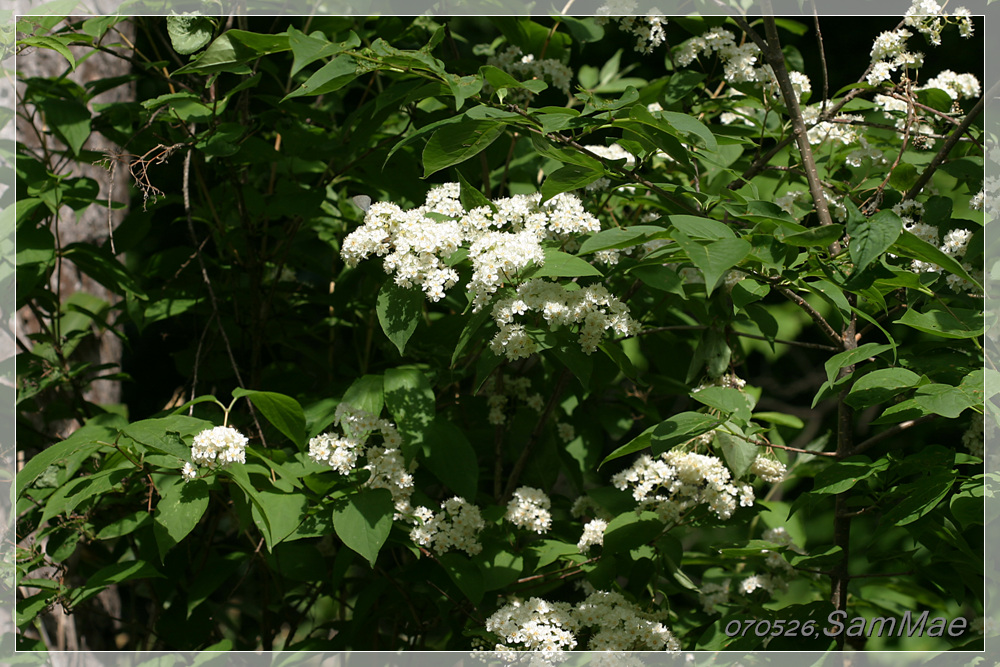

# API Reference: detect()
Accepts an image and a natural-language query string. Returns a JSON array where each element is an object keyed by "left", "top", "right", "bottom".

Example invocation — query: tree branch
[{"left": 904, "top": 96, "right": 985, "bottom": 201}]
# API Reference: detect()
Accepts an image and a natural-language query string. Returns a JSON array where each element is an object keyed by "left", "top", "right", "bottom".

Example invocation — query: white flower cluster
[
  {"left": 749, "top": 455, "right": 787, "bottom": 483},
  {"left": 923, "top": 70, "right": 981, "bottom": 101},
  {"left": 491, "top": 279, "right": 639, "bottom": 359},
  {"left": 612, "top": 449, "right": 755, "bottom": 522},
  {"left": 904, "top": 0, "right": 975, "bottom": 46},
  {"left": 576, "top": 518, "right": 607, "bottom": 553},
  {"left": 675, "top": 26, "right": 811, "bottom": 99},
  {"left": 801, "top": 105, "right": 863, "bottom": 146},
  {"left": 775, "top": 190, "right": 805, "bottom": 215},
  {"left": 308, "top": 404, "right": 415, "bottom": 516},
  {"left": 486, "top": 591, "right": 679, "bottom": 651},
  {"left": 582, "top": 143, "right": 636, "bottom": 192},
  {"left": 486, "top": 46, "right": 572, "bottom": 102},
  {"left": 556, "top": 422, "right": 575, "bottom": 443},
  {"left": 962, "top": 415, "right": 984, "bottom": 458},
  {"left": 867, "top": 2, "right": 974, "bottom": 86},
  {"left": 845, "top": 137, "right": 889, "bottom": 168},
  {"left": 481, "top": 374, "right": 544, "bottom": 425},
  {"left": 570, "top": 495, "right": 612, "bottom": 521},
  {"left": 506, "top": 486, "right": 552, "bottom": 533},
  {"left": 189, "top": 426, "right": 248, "bottom": 473},
  {"left": 698, "top": 581, "right": 730, "bottom": 613},
  {"left": 867, "top": 28, "right": 925, "bottom": 86},
  {"left": 595, "top": 4, "right": 668, "bottom": 55},
  {"left": 343, "top": 184, "right": 638, "bottom": 360},
  {"left": 891, "top": 199, "right": 980, "bottom": 292},
  {"left": 698, "top": 526, "right": 802, "bottom": 613},
  {"left": 410, "top": 497, "right": 486, "bottom": 556},
  {"left": 486, "top": 597, "right": 579, "bottom": 651},
  {"left": 970, "top": 189, "right": 984, "bottom": 212}
]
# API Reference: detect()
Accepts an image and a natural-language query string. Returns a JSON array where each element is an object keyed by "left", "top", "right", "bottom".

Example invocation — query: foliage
[{"left": 14, "top": 8, "right": 987, "bottom": 653}]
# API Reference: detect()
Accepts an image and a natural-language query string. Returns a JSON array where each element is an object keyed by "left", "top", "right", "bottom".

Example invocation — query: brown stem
[
  {"left": 852, "top": 415, "right": 938, "bottom": 456},
  {"left": 830, "top": 299, "right": 857, "bottom": 650},
  {"left": 757, "top": 13, "right": 835, "bottom": 230},
  {"left": 904, "top": 96, "right": 985, "bottom": 201},
  {"left": 501, "top": 369, "right": 572, "bottom": 503}
]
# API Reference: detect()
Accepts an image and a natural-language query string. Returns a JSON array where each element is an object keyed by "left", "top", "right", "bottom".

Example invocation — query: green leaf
[
  {"left": 847, "top": 208, "right": 901, "bottom": 272},
  {"left": 600, "top": 424, "right": 657, "bottom": 468},
  {"left": 912, "top": 383, "right": 978, "bottom": 418},
  {"left": 96, "top": 511, "right": 153, "bottom": 540},
  {"left": 333, "top": 488, "right": 394, "bottom": 568},
  {"left": 844, "top": 368, "right": 922, "bottom": 409},
  {"left": 477, "top": 545, "right": 523, "bottom": 590},
  {"left": 16, "top": 415, "right": 123, "bottom": 499},
  {"left": 577, "top": 225, "right": 668, "bottom": 255},
  {"left": 629, "top": 264, "right": 684, "bottom": 296},
  {"left": 716, "top": 428, "right": 757, "bottom": 479},
  {"left": 376, "top": 282, "right": 423, "bottom": 355},
  {"left": 530, "top": 540, "right": 578, "bottom": 568},
  {"left": 422, "top": 119, "right": 505, "bottom": 178},
  {"left": 811, "top": 456, "right": 887, "bottom": 494},
  {"left": 250, "top": 490, "right": 309, "bottom": 547},
  {"left": 384, "top": 367, "right": 435, "bottom": 454},
  {"left": 753, "top": 412, "right": 804, "bottom": 429},
  {"left": 451, "top": 306, "right": 492, "bottom": 367},
  {"left": 67, "top": 561, "right": 164, "bottom": 608},
  {"left": 20, "top": 35, "right": 76, "bottom": 69},
  {"left": 823, "top": 343, "right": 893, "bottom": 385},
  {"left": 224, "top": 464, "right": 272, "bottom": 545},
  {"left": 780, "top": 224, "right": 844, "bottom": 248},
  {"left": 896, "top": 306, "right": 984, "bottom": 339},
  {"left": 153, "top": 480, "right": 210, "bottom": 562},
  {"left": 438, "top": 552, "right": 484, "bottom": 605},
  {"left": 891, "top": 231, "right": 982, "bottom": 291},
  {"left": 38, "top": 98, "right": 90, "bottom": 156},
  {"left": 670, "top": 229, "right": 749, "bottom": 296},
  {"left": 340, "top": 375, "right": 384, "bottom": 418},
  {"left": 445, "top": 73, "right": 483, "bottom": 111},
  {"left": 16, "top": 591, "right": 58, "bottom": 627},
  {"left": 281, "top": 55, "right": 358, "bottom": 100},
  {"left": 123, "top": 415, "right": 213, "bottom": 460},
  {"left": 421, "top": 419, "right": 478, "bottom": 499},
  {"left": 650, "top": 412, "right": 724, "bottom": 454},
  {"left": 656, "top": 109, "right": 718, "bottom": 152},
  {"left": 526, "top": 248, "right": 603, "bottom": 279},
  {"left": 166, "top": 15, "right": 215, "bottom": 54},
  {"left": 950, "top": 477, "right": 984, "bottom": 530},
  {"left": 288, "top": 26, "right": 360, "bottom": 76},
  {"left": 690, "top": 386, "right": 754, "bottom": 421},
  {"left": 882, "top": 472, "right": 954, "bottom": 526},
  {"left": 457, "top": 171, "right": 494, "bottom": 213},
  {"left": 232, "top": 388, "right": 306, "bottom": 448},
  {"left": 61, "top": 243, "right": 146, "bottom": 299},
  {"left": 668, "top": 215, "right": 737, "bottom": 241},
  {"left": 539, "top": 162, "right": 606, "bottom": 202},
  {"left": 603, "top": 511, "right": 661, "bottom": 555},
  {"left": 730, "top": 279, "right": 768, "bottom": 309}
]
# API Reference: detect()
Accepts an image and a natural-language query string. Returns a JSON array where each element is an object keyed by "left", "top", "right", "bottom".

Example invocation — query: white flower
[
  {"left": 556, "top": 422, "right": 575, "bottom": 443},
  {"left": 749, "top": 456, "right": 786, "bottom": 483},
  {"left": 410, "top": 497, "right": 485, "bottom": 556},
  {"left": 577, "top": 518, "right": 607, "bottom": 552},
  {"left": 505, "top": 486, "right": 552, "bottom": 533},
  {"left": 191, "top": 426, "right": 248, "bottom": 467},
  {"left": 923, "top": 70, "right": 981, "bottom": 100},
  {"left": 181, "top": 462, "right": 197, "bottom": 481},
  {"left": 612, "top": 449, "right": 750, "bottom": 521}
]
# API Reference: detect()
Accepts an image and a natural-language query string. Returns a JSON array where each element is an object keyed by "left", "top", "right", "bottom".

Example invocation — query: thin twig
[
  {"left": 852, "top": 415, "right": 937, "bottom": 456},
  {"left": 904, "top": 96, "right": 985, "bottom": 201},
  {"left": 502, "top": 369, "right": 572, "bottom": 503}
]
